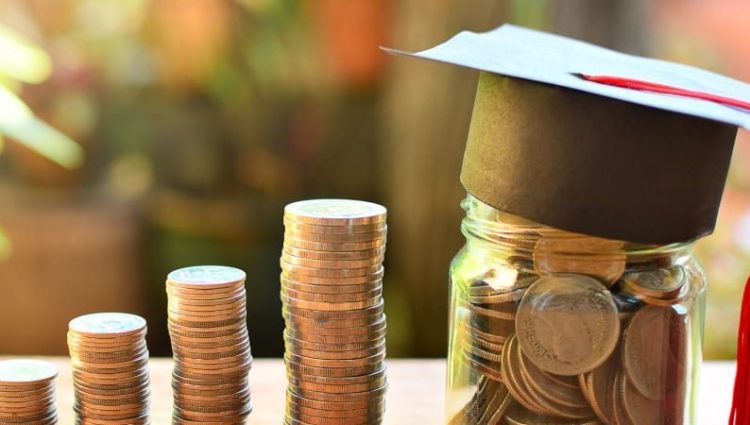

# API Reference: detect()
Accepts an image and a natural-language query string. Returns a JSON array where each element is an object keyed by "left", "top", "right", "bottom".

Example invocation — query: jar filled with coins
[{"left": 447, "top": 195, "right": 703, "bottom": 425}]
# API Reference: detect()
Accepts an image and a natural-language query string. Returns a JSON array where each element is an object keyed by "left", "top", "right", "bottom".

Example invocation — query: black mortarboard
[{"left": 385, "top": 24, "right": 750, "bottom": 244}]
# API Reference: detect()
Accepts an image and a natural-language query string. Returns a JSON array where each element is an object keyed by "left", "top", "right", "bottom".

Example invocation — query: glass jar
[{"left": 447, "top": 195, "right": 705, "bottom": 425}]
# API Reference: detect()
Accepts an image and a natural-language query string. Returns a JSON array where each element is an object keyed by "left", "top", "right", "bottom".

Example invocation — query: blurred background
[{"left": 0, "top": 0, "right": 748, "bottom": 359}]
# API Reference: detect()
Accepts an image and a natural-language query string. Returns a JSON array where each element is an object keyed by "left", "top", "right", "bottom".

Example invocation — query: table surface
[{"left": 16, "top": 358, "right": 737, "bottom": 424}]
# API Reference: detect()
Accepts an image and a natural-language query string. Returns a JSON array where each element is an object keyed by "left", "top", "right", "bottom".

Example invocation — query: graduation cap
[{"left": 384, "top": 24, "right": 750, "bottom": 245}]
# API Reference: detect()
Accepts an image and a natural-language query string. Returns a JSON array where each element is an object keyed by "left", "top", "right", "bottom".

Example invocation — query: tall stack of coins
[
  {"left": 281, "top": 199, "right": 388, "bottom": 425},
  {"left": 448, "top": 196, "right": 692, "bottom": 424},
  {"left": 167, "top": 265, "right": 253, "bottom": 424},
  {"left": 67, "top": 312, "right": 150, "bottom": 424},
  {"left": 0, "top": 359, "right": 58, "bottom": 424}
]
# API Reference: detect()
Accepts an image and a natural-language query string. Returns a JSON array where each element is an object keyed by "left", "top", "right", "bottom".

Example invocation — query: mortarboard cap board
[{"left": 384, "top": 24, "right": 750, "bottom": 244}]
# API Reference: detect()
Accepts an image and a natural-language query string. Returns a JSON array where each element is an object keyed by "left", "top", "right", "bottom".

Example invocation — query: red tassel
[
  {"left": 730, "top": 274, "right": 750, "bottom": 425},
  {"left": 578, "top": 74, "right": 750, "bottom": 112}
]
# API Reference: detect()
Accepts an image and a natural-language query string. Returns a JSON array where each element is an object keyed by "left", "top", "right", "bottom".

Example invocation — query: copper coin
[
  {"left": 280, "top": 268, "right": 384, "bottom": 286},
  {"left": 283, "top": 228, "right": 386, "bottom": 243},
  {"left": 504, "top": 402, "right": 600, "bottom": 425},
  {"left": 516, "top": 274, "right": 620, "bottom": 376},
  {"left": 281, "top": 253, "right": 384, "bottom": 269},
  {"left": 620, "top": 375, "right": 663, "bottom": 425},
  {"left": 283, "top": 218, "right": 386, "bottom": 234},
  {"left": 533, "top": 235, "right": 626, "bottom": 285},
  {"left": 619, "top": 266, "right": 685, "bottom": 301},
  {"left": 283, "top": 237, "right": 386, "bottom": 252},
  {"left": 281, "top": 277, "right": 382, "bottom": 295},
  {"left": 280, "top": 261, "right": 382, "bottom": 278},
  {"left": 622, "top": 305, "right": 686, "bottom": 400},
  {"left": 283, "top": 245, "right": 386, "bottom": 261},
  {"left": 580, "top": 353, "right": 618, "bottom": 424}
]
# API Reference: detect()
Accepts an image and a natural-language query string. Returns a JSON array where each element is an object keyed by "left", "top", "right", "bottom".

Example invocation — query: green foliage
[
  {"left": 0, "top": 24, "right": 83, "bottom": 169},
  {"left": 0, "top": 24, "right": 84, "bottom": 258}
]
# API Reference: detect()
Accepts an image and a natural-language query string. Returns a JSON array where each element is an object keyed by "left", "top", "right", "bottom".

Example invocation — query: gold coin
[{"left": 516, "top": 274, "right": 619, "bottom": 376}]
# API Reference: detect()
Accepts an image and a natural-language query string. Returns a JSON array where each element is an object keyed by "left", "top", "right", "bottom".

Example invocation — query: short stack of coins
[
  {"left": 0, "top": 359, "right": 58, "bottom": 424},
  {"left": 449, "top": 197, "right": 692, "bottom": 424},
  {"left": 167, "top": 265, "right": 253, "bottom": 424},
  {"left": 281, "top": 199, "right": 388, "bottom": 425},
  {"left": 67, "top": 312, "right": 150, "bottom": 424}
]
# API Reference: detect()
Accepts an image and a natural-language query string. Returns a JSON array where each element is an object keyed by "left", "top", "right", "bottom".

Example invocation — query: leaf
[
  {"left": 0, "top": 24, "right": 51, "bottom": 84},
  {"left": 0, "top": 85, "right": 84, "bottom": 169}
]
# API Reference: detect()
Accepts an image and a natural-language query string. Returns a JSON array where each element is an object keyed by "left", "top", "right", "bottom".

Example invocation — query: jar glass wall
[{"left": 447, "top": 195, "right": 706, "bottom": 424}]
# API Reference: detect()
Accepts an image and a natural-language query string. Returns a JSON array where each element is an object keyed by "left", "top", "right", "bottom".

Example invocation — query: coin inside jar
[
  {"left": 533, "top": 234, "right": 626, "bottom": 285},
  {"left": 618, "top": 265, "right": 686, "bottom": 302},
  {"left": 622, "top": 305, "right": 686, "bottom": 400},
  {"left": 515, "top": 274, "right": 620, "bottom": 376}
]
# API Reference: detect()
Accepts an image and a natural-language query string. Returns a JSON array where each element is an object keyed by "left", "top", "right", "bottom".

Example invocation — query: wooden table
[{"left": 26, "top": 358, "right": 738, "bottom": 424}]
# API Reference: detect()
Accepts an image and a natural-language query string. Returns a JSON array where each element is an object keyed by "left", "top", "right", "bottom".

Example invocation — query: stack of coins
[
  {"left": 0, "top": 359, "right": 58, "bottom": 424},
  {"left": 167, "top": 265, "right": 253, "bottom": 424},
  {"left": 281, "top": 199, "right": 388, "bottom": 425},
  {"left": 67, "top": 312, "right": 150, "bottom": 424}
]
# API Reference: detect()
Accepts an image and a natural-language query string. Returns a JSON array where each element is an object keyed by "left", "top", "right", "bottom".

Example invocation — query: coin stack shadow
[
  {"left": 167, "top": 266, "right": 253, "bottom": 424},
  {"left": 281, "top": 199, "right": 388, "bottom": 425},
  {"left": 0, "top": 359, "right": 58, "bottom": 424},
  {"left": 67, "top": 313, "right": 150, "bottom": 424}
]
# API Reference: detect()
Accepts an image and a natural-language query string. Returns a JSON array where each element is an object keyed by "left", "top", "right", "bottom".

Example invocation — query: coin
[
  {"left": 168, "top": 265, "right": 246, "bottom": 289},
  {"left": 281, "top": 199, "right": 388, "bottom": 425},
  {"left": 515, "top": 274, "right": 620, "bottom": 376},
  {"left": 622, "top": 305, "right": 686, "bottom": 400},
  {"left": 68, "top": 313, "right": 150, "bottom": 423},
  {"left": 504, "top": 402, "right": 600, "bottom": 425},
  {"left": 533, "top": 235, "right": 626, "bottom": 285},
  {"left": 284, "top": 199, "right": 387, "bottom": 226},
  {"left": 580, "top": 353, "right": 618, "bottom": 424},
  {"left": 69, "top": 313, "right": 146, "bottom": 338},
  {"left": 283, "top": 246, "right": 386, "bottom": 261},
  {"left": 166, "top": 265, "right": 253, "bottom": 424},
  {"left": 0, "top": 359, "right": 57, "bottom": 425},
  {"left": 283, "top": 219, "right": 386, "bottom": 234},
  {"left": 620, "top": 375, "right": 663, "bottom": 425},
  {"left": 619, "top": 266, "right": 685, "bottom": 299},
  {"left": 0, "top": 360, "right": 57, "bottom": 386},
  {"left": 517, "top": 342, "right": 592, "bottom": 419}
]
